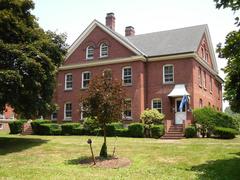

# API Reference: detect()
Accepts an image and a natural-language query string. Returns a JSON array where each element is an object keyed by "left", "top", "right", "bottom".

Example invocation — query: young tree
[
  {"left": 214, "top": 0, "right": 240, "bottom": 113},
  {"left": 80, "top": 74, "right": 125, "bottom": 158},
  {"left": 0, "top": 0, "right": 68, "bottom": 118}
]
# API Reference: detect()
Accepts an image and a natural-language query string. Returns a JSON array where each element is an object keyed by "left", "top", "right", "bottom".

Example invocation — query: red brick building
[{"left": 53, "top": 13, "right": 223, "bottom": 132}]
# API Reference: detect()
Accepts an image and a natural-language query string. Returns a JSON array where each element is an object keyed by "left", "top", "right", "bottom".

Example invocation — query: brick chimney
[
  {"left": 125, "top": 26, "right": 135, "bottom": 36},
  {"left": 106, "top": 12, "right": 115, "bottom": 31}
]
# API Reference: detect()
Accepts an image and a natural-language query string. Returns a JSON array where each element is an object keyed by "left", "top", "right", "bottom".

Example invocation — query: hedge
[
  {"left": 8, "top": 120, "right": 27, "bottom": 134},
  {"left": 185, "top": 126, "right": 197, "bottom": 138},
  {"left": 39, "top": 123, "right": 62, "bottom": 135},
  {"left": 115, "top": 128, "right": 129, "bottom": 137},
  {"left": 61, "top": 123, "right": 81, "bottom": 135},
  {"left": 31, "top": 120, "right": 51, "bottom": 135},
  {"left": 128, "top": 123, "right": 144, "bottom": 137},
  {"left": 213, "top": 127, "right": 238, "bottom": 139},
  {"left": 72, "top": 126, "right": 85, "bottom": 135},
  {"left": 150, "top": 125, "right": 164, "bottom": 138}
]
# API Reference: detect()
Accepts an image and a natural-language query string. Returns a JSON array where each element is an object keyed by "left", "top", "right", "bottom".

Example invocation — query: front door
[{"left": 175, "top": 98, "right": 186, "bottom": 124}]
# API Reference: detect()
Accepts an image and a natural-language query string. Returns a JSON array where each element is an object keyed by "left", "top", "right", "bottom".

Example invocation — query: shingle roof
[{"left": 126, "top": 25, "right": 207, "bottom": 57}]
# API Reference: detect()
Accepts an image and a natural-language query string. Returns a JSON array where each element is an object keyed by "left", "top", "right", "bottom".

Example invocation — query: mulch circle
[{"left": 78, "top": 156, "right": 131, "bottom": 168}]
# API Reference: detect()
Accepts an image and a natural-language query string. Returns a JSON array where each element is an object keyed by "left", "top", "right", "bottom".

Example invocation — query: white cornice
[{"left": 59, "top": 55, "right": 146, "bottom": 70}]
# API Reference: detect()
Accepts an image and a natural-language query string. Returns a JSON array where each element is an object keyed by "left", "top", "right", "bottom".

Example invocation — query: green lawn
[{"left": 0, "top": 132, "right": 240, "bottom": 180}]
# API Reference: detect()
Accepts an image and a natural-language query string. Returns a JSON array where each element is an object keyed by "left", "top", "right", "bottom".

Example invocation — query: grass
[{"left": 0, "top": 132, "right": 240, "bottom": 180}]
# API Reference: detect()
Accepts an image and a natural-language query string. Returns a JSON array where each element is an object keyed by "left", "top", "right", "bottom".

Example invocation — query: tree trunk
[{"left": 103, "top": 123, "right": 107, "bottom": 144}]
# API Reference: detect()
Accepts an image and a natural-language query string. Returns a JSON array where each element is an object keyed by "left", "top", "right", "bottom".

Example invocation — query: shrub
[
  {"left": 61, "top": 123, "right": 80, "bottom": 135},
  {"left": 31, "top": 120, "right": 51, "bottom": 135},
  {"left": 83, "top": 117, "right": 99, "bottom": 135},
  {"left": 150, "top": 125, "right": 164, "bottom": 138},
  {"left": 213, "top": 127, "right": 238, "bottom": 139},
  {"left": 72, "top": 126, "right": 85, "bottom": 135},
  {"left": 115, "top": 128, "right": 129, "bottom": 137},
  {"left": 110, "top": 122, "right": 124, "bottom": 129},
  {"left": 214, "top": 111, "right": 239, "bottom": 130},
  {"left": 185, "top": 126, "right": 197, "bottom": 138},
  {"left": 140, "top": 109, "right": 164, "bottom": 125},
  {"left": 128, "top": 123, "right": 144, "bottom": 137},
  {"left": 39, "top": 123, "right": 62, "bottom": 135},
  {"left": 100, "top": 142, "right": 107, "bottom": 158},
  {"left": 193, "top": 107, "right": 217, "bottom": 137},
  {"left": 8, "top": 120, "right": 27, "bottom": 134}
]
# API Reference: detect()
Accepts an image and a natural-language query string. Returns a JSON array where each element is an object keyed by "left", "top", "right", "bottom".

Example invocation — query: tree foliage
[
  {"left": 0, "top": 0, "right": 68, "bottom": 118},
  {"left": 214, "top": 0, "right": 240, "bottom": 112},
  {"left": 80, "top": 75, "right": 125, "bottom": 157}
]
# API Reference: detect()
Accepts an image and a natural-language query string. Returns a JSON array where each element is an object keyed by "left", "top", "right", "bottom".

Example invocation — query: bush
[
  {"left": 31, "top": 120, "right": 51, "bottom": 135},
  {"left": 72, "top": 126, "right": 85, "bottom": 135},
  {"left": 61, "top": 123, "right": 80, "bottom": 135},
  {"left": 193, "top": 107, "right": 239, "bottom": 137},
  {"left": 83, "top": 117, "right": 99, "bottom": 135},
  {"left": 140, "top": 109, "right": 164, "bottom": 125},
  {"left": 8, "top": 120, "right": 27, "bottom": 134},
  {"left": 39, "top": 123, "right": 62, "bottom": 135},
  {"left": 115, "top": 128, "right": 129, "bottom": 137},
  {"left": 128, "top": 123, "right": 144, "bottom": 137},
  {"left": 213, "top": 127, "right": 238, "bottom": 139},
  {"left": 150, "top": 125, "right": 164, "bottom": 138},
  {"left": 110, "top": 122, "right": 124, "bottom": 129},
  {"left": 185, "top": 126, "right": 197, "bottom": 138}
]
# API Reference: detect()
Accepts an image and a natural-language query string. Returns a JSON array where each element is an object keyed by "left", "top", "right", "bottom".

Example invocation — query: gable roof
[
  {"left": 65, "top": 20, "right": 218, "bottom": 73},
  {"left": 65, "top": 20, "right": 144, "bottom": 59},
  {"left": 126, "top": 25, "right": 206, "bottom": 57}
]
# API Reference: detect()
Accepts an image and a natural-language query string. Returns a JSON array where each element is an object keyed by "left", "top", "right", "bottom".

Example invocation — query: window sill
[
  {"left": 204, "top": 87, "right": 207, "bottom": 91},
  {"left": 210, "top": 91, "right": 213, "bottom": 94},
  {"left": 122, "top": 83, "right": 132, "bottom": 87},
  {"left": 99, "top": 56, "right": 108, "bottom": 59},
  {"left": 64, "top": 88, "right": 72, "bottom": 91},
  {"left": 86, "top": 58, "right": 93, "bottom": 61},
  {"left": 199, "top": 84, "right": 202, "bottom": 88},
  {"left": 80, "top": 87, "right": 88, "bottom": 90},
  {"left": 122, "top": 117, "right": 133, "bottom": 121},
  {"left": 163, "top": 82, "right": 174, "bottom": 85},
  {"left": 63, "top": 119, "right": 72, "bottom": 121}
]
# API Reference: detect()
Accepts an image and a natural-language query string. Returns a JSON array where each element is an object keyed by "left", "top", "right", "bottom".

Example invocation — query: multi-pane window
[
  {"left": 64, "top": 103, "right": 72, "bottom": 120},
  {"left": 51, "top": 112, "right": 57, "bottom": 120},
  {"left": 203, "top": 71, "right": 206, "bottom": 89},
  {"left": 65, "top": 73, "right": 73, "bottom": 90},
  {"left": 86, "top": 46, "right": 94, "bottom": 60},
  {"left": 210, "top": 76, "right": 213, "bottom": 92},
  {"left": 152, "top": 99, "right": 162, "bottom": 113},
  {"left": 82, "top": 71, "right": 91, "bottom": 88},
  {"left": 0, "top": 124, "right": 3, "bottom": 129},
  {"left": 163, "top": 65, "right": 174, "bottom": 83},
  {"left": 199, "top": 99, "right": 203, "bottom": 108},
  {"left": 123, "top": 99, "right": 132, "bottom": 119},
  {"left": 100, "top": 43, "right": 108, "bottom": 58},
  {"left": 198, "top": 67, "right": 202, "bottom": 87},
  {"left": 122, "top": 67, "right": 132, "bottom": 85}
]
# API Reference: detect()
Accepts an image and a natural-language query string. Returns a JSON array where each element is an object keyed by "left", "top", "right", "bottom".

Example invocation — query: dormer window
[
  {"left": 86, "top": 46, "right": 94, "bottom": 60},
  {"left": 100, "top": 43, "right": 108, "bottom": 58}
]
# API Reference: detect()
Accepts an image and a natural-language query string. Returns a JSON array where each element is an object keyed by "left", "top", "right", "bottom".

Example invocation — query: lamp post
[{"left": 87, "top": 139, "right": 96, "bottom": 165}]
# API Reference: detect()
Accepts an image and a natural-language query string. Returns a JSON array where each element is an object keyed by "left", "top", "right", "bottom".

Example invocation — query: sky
[{"left": 32, "top": 0, "right": 239, "bottom": 110}]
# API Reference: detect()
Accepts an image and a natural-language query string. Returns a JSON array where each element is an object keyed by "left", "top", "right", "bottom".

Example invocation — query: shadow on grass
[
  {"left": 191, "top": 152, "right": 240, "bottom": 180},
  {"left": 66, "top": 156, "right": 93, "bottom": 165},
  {"left": 0, "top": 137, "right": 48, "bottom": 155}
]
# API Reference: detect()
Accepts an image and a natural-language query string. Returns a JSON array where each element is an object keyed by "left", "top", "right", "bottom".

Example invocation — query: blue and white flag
[{"left": 179, "top": 95, "right": 188, "bottom": 112}]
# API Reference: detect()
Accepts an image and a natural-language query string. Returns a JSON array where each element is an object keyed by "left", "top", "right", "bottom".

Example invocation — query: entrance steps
[
  {"left": 161, "top": 124, "right": 185, "bottom": 139},
  {"left": 21, "top": 122, "right": 33, "bottom": 135}
]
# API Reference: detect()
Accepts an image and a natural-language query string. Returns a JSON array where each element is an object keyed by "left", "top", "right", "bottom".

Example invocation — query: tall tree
[
  {"left": 80, "top": 74, "right": 125, "bottom": 158},
  {"left": 214, "top": 0, "right": 240, "bottom": 112},
  {"left": 0, "top": 0, "right": 68, "bottom": 118}
]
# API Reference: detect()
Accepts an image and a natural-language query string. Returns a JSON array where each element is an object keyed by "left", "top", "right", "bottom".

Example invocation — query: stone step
[
  {"left": 161, "top": 136, "right": 185, "bottom": 139},
  {"left": 164, "top": 133, "right": 184, "bottom": 137}
]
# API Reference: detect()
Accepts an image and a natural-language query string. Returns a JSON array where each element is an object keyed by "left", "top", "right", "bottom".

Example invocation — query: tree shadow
[
  {"left": 191, "top": 152, "right": 240, "bottom": 180},
  {"left": 66, "top": 156, "right": 93, "bottom": 165},
  {"left": 0, "top": 136, "right": 48, "bottom": 155}
]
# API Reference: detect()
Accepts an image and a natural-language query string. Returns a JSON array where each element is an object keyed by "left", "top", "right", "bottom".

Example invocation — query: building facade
[{"left": 53, "top": 13, "right": 223, "bottom": 128}]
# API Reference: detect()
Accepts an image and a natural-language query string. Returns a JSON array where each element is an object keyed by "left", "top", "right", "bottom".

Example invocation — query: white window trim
[
  {"left": 203, "top": 71, "right": 207, "bottom": 89},
  {"left": 64, "top": 102, "right": 72, "bottom": 121},
  {"left": 86, "top": 46, "right": 94, "bottom": 60},
  {"left": 81, "top": 71, "right": 91, "bottom": 89},
  {"left": 163, "top": 64, "right": 174, "bottom": 84},
  {"left": 210, "top": 76, "right": 213, "bottom": 93},
  {"left": 64, "top": 73, "right": 73, "bottom": 91},
  {"left": 100, "top": 43, "right": 108, "bottom": 58},
  {"left": 0, "top": 123, "right": 3, "bottom": 130},
  {"left": 122, "top": 66, "right": 132, "bottom": 86},
  {"left": 151, "top": 98, "right": 162, "bottom": 113},
  {"left": 123, "top": 98, "right": 132, "bottom": 120}
]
